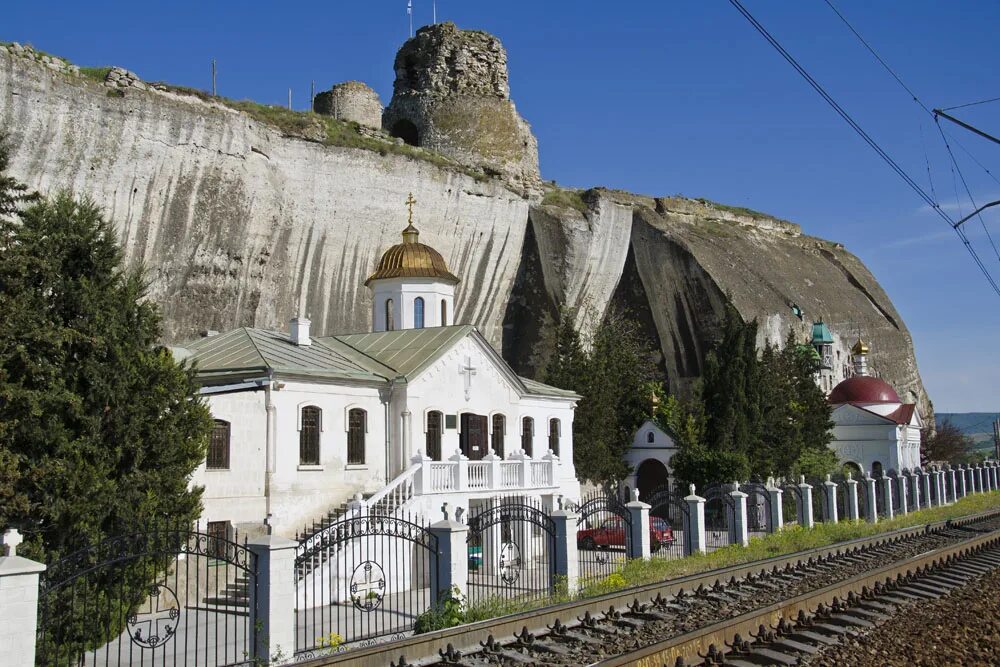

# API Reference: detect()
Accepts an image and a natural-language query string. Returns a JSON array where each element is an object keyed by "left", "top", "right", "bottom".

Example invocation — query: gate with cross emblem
[{"left": 35, "top": 523, "right": 258, "bottom": 666}]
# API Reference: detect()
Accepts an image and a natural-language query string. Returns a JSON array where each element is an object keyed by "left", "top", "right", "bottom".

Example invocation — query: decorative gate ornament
[
  {"left": 498, "top": 541, "right": 522, "bottom": 584},
  {"left": 350, "top": 560, "right": 386, "bottom": 611},
  {"left": 127, "top": 584, "right": 179, "bottom": 649}
]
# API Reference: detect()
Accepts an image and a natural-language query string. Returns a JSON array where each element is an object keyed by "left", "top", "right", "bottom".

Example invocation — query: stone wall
[
  {"left": 313, "top": 81, "right": 382, "bottom": 128},
  {"left": 382, "top": 22, "right": 540, "bottom": 193}
]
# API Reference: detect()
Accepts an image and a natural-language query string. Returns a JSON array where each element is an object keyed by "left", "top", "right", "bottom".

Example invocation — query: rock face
[
  {"left": 0, "top": 33, "right": 931, "bottom": 419},
  {"left": 313, "top": 81, "right": 382, "bottom": 128},
  {"left": 382, "top": 23, "right": 540, "bottom": 193}
]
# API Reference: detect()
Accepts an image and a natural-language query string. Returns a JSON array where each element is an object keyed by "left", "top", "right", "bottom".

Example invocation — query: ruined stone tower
[
  {"left": 382, "top": 22, "right": 540, "bottom": 191},
  {"left": 313, "top": 81, "right": 383, "bottom": 128}
]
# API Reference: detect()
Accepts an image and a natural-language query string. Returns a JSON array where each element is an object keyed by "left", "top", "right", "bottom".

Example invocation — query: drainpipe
[
  {"left": 382, "top": 381, "right": 394, "bottom": 486},
  {"left": 264, "top": 371, "right": 276, "bottom": 533}
]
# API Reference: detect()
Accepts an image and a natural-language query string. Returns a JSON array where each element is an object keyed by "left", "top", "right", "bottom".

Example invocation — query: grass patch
[
  {"left": 694, "top": 197, "right": 772, "bottom": 220},
  {"left": 79, "top": 66, "right": 112, "bottom": 83},
  {"left": 541, "top": 187, "right": 589, "bottom": 215}
]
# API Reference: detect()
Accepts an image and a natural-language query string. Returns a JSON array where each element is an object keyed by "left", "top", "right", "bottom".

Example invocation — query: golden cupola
[{"left": 364, "top": 195, "right": 459, "bottom": 287}]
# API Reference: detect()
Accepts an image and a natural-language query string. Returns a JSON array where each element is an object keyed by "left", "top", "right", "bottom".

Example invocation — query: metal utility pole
[
  {"left": 288, "top": 88, "right": 292, "bottom": 110},
  {"left": 310, "top": 80, "right": 315, "bottom": 109},
  {"left": 407, "top": 0, "right": 413, "bottom": 37},
  {"left": 933, "top": 109, "right": 1000, "bottom": 147},
  {"left": 211, "top": 59, "right": 217, "bottom": 96},
  {"left": 433, "top": 0, "right": 437, "bottom": 24},
  {"left": 994, "top": 419, "right": 1000, "bottom": 460}
]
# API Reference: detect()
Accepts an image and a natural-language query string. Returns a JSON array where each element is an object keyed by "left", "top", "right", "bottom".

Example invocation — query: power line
[
  {"left": 725, "top": 0, "right": 1000, "bottom": 297},
  {"left": 941, "top": 96, "right": 1000, "bottom": 112}
]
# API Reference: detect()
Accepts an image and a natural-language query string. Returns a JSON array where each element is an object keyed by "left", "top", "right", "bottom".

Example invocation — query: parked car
[{"left": 577, "top": 516, "right": 674, "bottom": 552}]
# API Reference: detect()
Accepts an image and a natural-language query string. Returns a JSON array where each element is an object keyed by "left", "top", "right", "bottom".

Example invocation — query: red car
[{"left": 577, "top": 516, "right": 674, "bottom": 552}]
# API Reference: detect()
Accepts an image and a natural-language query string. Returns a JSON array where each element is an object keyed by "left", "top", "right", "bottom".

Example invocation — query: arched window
[
  {"left": 492, "top": 414, "right": 506, "bottom": 458},
  {"left": 521, "top": 416, "right": 534, "bottom": 457},
  {"left": 646, "top": 431, "right": 655, "bottom": 444},
  {"left": 441, "top": 299, "right": 448, "bottom": 326},
  {"left": 348, "top": 408, "right": 366, "bottom": 465},
  {"left": 872, "top": 461, "right": 884, "bottom": 478},
  {"left": 548, "top": 418, "right": 561, "bottom": 456},
  {"left": 299, "top": 406, "right": 321, "bottom": 465},
  {"left": 385, "top": 299, "right": 396, "bottom": 331},
  {"left": 414, "top": 297, "right": 425, "bottom": 329},
  {"left": 426, "top": 411, "right": 443, "bottom": 461},
  {"left": 207, "top": 420, "right": 230, "bottom": 470}
]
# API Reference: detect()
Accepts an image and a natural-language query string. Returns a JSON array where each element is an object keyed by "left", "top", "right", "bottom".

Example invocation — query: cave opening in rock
[{"left": 390, "top": 120, "right": 420, "bottom": 147}]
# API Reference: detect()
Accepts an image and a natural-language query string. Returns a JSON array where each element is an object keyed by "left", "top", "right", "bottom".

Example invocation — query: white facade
[
  {"left": 830, "top": 403, "right": 921, "bottom": 475},
  {"left": 622, "top": 420, "right": 678, "bottom": 500},
  {"left": 371, "top": 277, "right": 455, "bottom": 332}
]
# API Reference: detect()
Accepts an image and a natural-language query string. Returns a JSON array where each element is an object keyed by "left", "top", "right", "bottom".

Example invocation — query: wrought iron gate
[
  {"left": 466, "top": 496, "right": 555, "bottom": 606},
  {"left": 702, "top": 483, "right": 737, "bottom": 551},
  {"left": 36, "top": 524, "right": 258, "bottom": 667},
  {"left": 575, "top": 492, "right": 632, "bottom": 582},
  {"left": 810, "top": 479, "right": 828, "bottom": 522},
  {"left": 293, "top": 511, "right": 437, "bottom": 657},
  {"left": 782, "top": 481, "right": 804, "bottom": 525},
  {"left": 647, "top": 485, "right": 690, "bottom": 559}
]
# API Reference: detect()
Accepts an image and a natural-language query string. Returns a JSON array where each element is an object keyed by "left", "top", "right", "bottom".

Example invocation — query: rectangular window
[
  {"left": 522, "top": 417, "right": 534, "bottom": 457},
  {"left": 206, "top": 520, "right": 230, "bottom": 559},
  {"left": 548, "top": 418, "right": 560, "bottom": 456},
  {"left": 300, "top": 406, "right": 321, "bottom": 465},
  {"left": 348, "top": 408, "right": 366, "bottom": 465},
  {"left": 492, "top": 414, "right": 505, "bottom": 458},
  {"left": 426, "top": 411, "right": 443, "bottom": 461},
  {"left": 207, "top": 420, "right": 230, "bottom": 470},
  {"left": 445, "top": 414, "right": 457, "bottom": 430}
]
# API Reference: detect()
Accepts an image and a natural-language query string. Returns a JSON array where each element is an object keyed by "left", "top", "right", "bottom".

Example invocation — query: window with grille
[
  {"left": 521, "top": 416, "right": 533, "bottom": 457},
  {"left": 299, "top": 406, "right": 321, "bottom": 465},
  {"left": 426, "top": 411, "right": 443, "bottom": 461},
  {"left": 492, "top": 414, "right": 505, "bottom": 458},
  {"left": 549, "top": 418, "right": 560, "bottom": 456},
  {"left": 348, "top": 408, "right": 366, "bottom": 465},
  {"left": 385, "top": 298, "right": 395, "bottom": 331},
  {"left": 414, "top": 297, "right": 425, "bottom": 329},
  {"left": 441, "top": 299, "right": 447, "bottom": 326},
  {"left": 207, "top": 420, "right": 230, "bottom": 470},
  {"left": 207, "top": 520, "right": 230, "bottom": 559}
]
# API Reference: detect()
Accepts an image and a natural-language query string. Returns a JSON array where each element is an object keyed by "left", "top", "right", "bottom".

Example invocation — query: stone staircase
[{"left": 200, "top": 573, "right": 251, "bottom": 615}]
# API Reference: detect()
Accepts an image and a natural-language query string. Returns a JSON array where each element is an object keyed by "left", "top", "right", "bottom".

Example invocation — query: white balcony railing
[{"left": 412, "top": 448, "right": 561, "bottom": 496}]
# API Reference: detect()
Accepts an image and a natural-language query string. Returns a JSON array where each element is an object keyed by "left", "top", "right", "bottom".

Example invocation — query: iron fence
[
  {"left": 647, "top": 485, "right": 690, "bottom": 559},
  {"left": 575, "top": 492, "right": 632, "bottom": 583}
]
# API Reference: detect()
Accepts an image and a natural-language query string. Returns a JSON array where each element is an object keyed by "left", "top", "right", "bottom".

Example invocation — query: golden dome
[
  {"left": 364, "top": 222, "right": 460, "bottom": 286},
  {"left": 851, "top": 338, "right": 869, "bottom": 355}
]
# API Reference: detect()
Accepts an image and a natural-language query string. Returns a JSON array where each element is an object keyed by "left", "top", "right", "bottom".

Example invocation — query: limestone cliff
[{"left": 0, "top": 44, "right": 930, "bottom": 417}]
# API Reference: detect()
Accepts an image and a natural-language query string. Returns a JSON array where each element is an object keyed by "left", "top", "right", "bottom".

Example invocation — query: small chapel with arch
[{"left": 177, "top": 195, "right": 581, "bottom": 538}]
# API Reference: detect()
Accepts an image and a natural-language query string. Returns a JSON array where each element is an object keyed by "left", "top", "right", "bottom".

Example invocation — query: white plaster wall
[
  {"left": 623, "top": 421, "right": 677, "bottom": 493},
  {"left": 193, "top": 390, "right": 268, "bottom": 529}
]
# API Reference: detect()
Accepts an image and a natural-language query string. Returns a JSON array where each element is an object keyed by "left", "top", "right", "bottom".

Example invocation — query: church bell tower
[{"left": 365, "top": 194, "right": 460, "bottom": 332}]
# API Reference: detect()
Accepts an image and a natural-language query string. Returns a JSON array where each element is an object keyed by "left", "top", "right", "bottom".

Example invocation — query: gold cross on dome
[{"left": 405, "top": 193, "right": 417, "bottom": 224}]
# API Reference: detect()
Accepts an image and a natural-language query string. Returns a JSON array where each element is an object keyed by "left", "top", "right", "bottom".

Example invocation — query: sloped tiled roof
[
  {"left": 325, "top": 325, "right": 475, "bottom": 378},
  {"left": 183, "top": 328, "right": 383, "bottom": 382},
  {"left": 519, "top": 376, "right": 579, "bottom": 398}
]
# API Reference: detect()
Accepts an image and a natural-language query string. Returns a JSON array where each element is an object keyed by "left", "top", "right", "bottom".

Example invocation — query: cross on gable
[{"left": 459, "top": 356, "right": 477, "bottom": 401}]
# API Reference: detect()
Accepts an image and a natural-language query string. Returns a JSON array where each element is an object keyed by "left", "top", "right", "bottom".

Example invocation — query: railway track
[{"left": 309, "top": 509, "right": 1000, "bottom": 667}]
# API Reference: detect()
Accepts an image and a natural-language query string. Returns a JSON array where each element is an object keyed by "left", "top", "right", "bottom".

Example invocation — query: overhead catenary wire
[{"left": 940, "top": 96, "right": 1000, "bottom": 112}]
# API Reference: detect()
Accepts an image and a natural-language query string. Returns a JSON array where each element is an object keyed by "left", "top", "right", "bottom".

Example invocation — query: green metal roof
[
  {"left": 183, "top": 328, "right": 383, "bottom": 382},
  {"left": 811, "top": 321, "right": 834, "bottom": 345},
  {"left": 326, "top": 325, "right": 475, "bottom": 378},
  {"left": 519, "top": 376, "right": 580, "bottom": 398}
]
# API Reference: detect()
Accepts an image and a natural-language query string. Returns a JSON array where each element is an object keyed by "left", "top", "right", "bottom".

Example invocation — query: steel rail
[
  {"left": 303, "top": 507, "right": 1000, "bottom": 667},
  {"left": 596, "top": 523, "right": 1000, "bottom": 666}
]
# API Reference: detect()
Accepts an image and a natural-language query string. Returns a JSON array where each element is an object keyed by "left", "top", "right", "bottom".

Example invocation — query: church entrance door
[{"left": 461, "top": 413, "right": 488, "bottom": 460}]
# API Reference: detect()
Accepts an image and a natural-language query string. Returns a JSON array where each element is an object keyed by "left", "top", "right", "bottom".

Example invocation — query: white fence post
[
  {"left": 0, "top": 529, "right": 46, "bottom": 667},
  {"left": 845, "top": 473, "right": 860, "bottom": 521},
  {"left": 552, "top": 501, "right": 579, "bottom": 593},
  {"left": 863, "top": 473, "right": 878, "bottom": 523},
  {"left": 907, "top": 469, "right": 920, "bottom": 511},
  {"left": 766, "top": 478, "right": 783, "bottom": 531},
  {"left": 958, "top": 465, "right": 968, "bottom": 498},
  {"left": 730, "top": 483, "right": 749, "bottom": 546},
  {"left": 247, "top": 534, "right": 298, "bottom": 663},
  {"left": 485, "top": 451, "right": 501, "bottom": 489},
  {"left": 824, "top": 475, "right": 838, "bottom": 523},
  {"left": 413, "top": 450, "right": 432, "bottom": 494},
  {"left": 685, "top": 486, "right": 707, "bottom": 555},
  {"left": 881, "top": 474, "right": 895, "bottom": 520},
  {"left": 798, "top": 476, "right": 814, "bottom": 529},
  {"left": 429, "top": 504, "right": 468, "bottom": 604},
  {"left": 895, "top": 471, "right": 909, "bottom": 515},
  {"left": 921, "top": 468, "right": 933, "bottom": 507},
  {"left": 627, "top": 490, "right": 652, "bottom": 560}
]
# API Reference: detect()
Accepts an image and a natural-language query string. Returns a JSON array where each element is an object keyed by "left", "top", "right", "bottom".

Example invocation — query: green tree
[
  {"left": 0, "top": 146, "right": 211, "bottom": 657},
  {"left": 921, "top": 420, "right": 976, "bottom": 465},
  {"left": 543, "top": 308, "right": 661, "bottom": 486}
]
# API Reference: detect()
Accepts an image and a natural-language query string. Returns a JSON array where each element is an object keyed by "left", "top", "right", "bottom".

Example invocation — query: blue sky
[{"left": 5, "top": 1, "right": 1000, "bottom": 412}]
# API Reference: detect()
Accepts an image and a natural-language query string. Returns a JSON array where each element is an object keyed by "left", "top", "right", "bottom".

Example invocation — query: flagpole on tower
[{"left": 407, "top": 0, "right": 413, "bottom": 38}]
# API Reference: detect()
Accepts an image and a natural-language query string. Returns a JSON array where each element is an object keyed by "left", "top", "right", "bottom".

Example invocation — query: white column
[
  {"left": 429, "top": 506, "right": 469, "bottom": 602},
  {"left": 975, "top": 464, "right": 985, "bottom": 493},
  {"left": 895, "top": 471, "right": 908, "bottom": 515},
  {"left": 864, "top": 473, "right": 878, "bottom": 523},
  {"left": 485, "top": 451, "right": 501, "bottom": 489},
  {"left": 958, "top": 465, "right": 968, "bottom": 498},
  {"left": 730, "top": 485, "right": 749, "bottom": 546},
  {"left": 0, "top": 529, "right": 46, "bottom": 667},
  {"left": 766, "top": 478, "right": 783, "bottom": 531},
  {"left": 552, "top": 504, "right": 579, "bottom": 593},
  {"left": 947, "top": 464, "right": 957, "bottom": 502},
  {"left": 247, "top": 534, "right": 298, "bottom": 663},
  {"left": 908, "top": 470, "right": 920, "bottom": 511},
  {"left": 967, "top": 465, "right": 977, "bottom": 494},
  {"left": 921, "top": 469, "right": 933, "bottom": 507},
  {"left": 881, "top": 475, "right": 895, "bottom": 520},
  {"left": 627, "top": 490, "right": 652, "bottom": 560},
  {"left": 685, "top": 486, "right": 707, "bottom": 555},
  {"left": 845, "top": 474, "right": 860, "bottom": 521},
  {"left": 449, "top": 448, "right": 468, "bottom": 491},
  {"left": 824, "top": 475, "right": 838, "bottom": 523},
  {"left": 401, "top": 409, "right": 412, "bottom": 465},
  {"left": 413, "top": 450, "right": 432, "bottom": 494},
  {"left": 798, "top": 476, "right": 814, "bottom": 529}
]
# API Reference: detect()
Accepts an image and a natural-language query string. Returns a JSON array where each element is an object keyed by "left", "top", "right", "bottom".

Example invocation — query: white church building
[{"left": 178, "top": 204, "right": 581, "bottom": 539}]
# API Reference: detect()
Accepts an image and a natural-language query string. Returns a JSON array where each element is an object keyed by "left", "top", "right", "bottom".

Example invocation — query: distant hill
[{"left": 937, "top": 413, "right": 998, "bottom": 453}]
